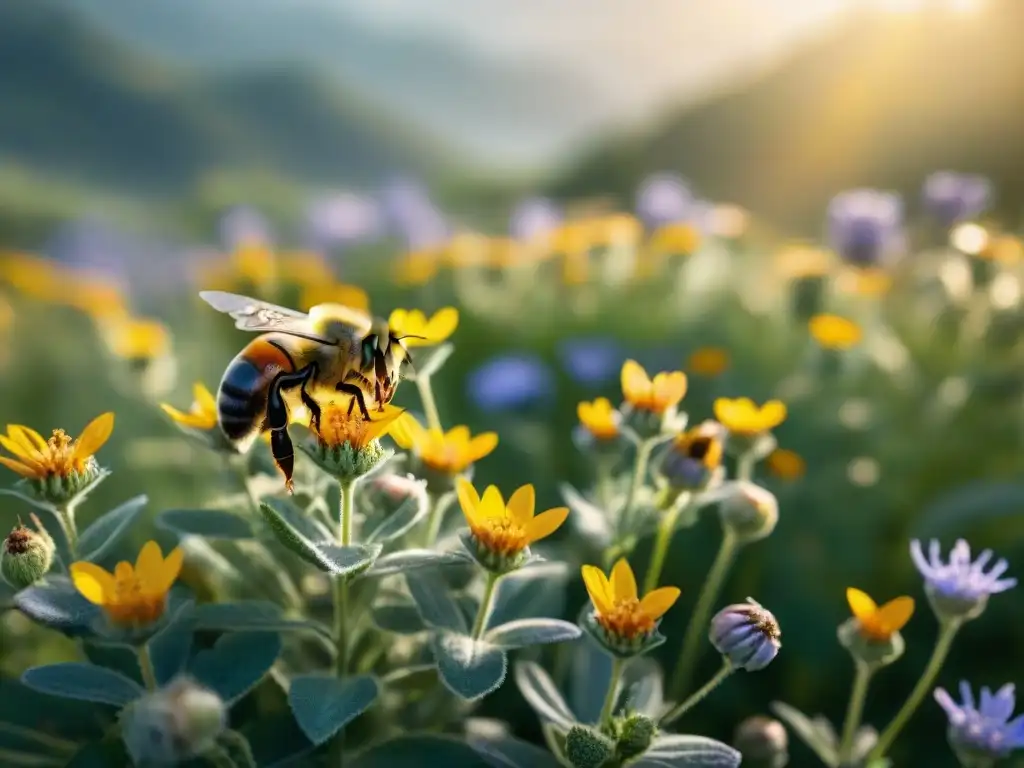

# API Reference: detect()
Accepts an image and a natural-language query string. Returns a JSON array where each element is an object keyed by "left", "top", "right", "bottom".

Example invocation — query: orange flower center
[
  {"left": 315, "top": 404, "right": 371, "bottom": 449},
  {"left": 105, "top": 571, "right": 167, "bottom": 626},
  {"left": 596, "top": 598, "right": 656, "bottom": 640},
  {"left": 858, "top": 617, "right": 894, "bottom": 642},
  {"left": 41, "top": 429, "right": 89, "bottom": 477},
  {"left": 587, "top": 419, "right": 619, "bottom": 441},
  {"left": 473, "top": 518, "right": 529, "bottom": 556}
]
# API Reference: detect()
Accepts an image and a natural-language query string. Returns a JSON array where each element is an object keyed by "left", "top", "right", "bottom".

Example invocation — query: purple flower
[
  {"left": 303, "top": 192, "right": 381, "bottom": 249},
  {"left": 911, "top": 539, "right": 1015, "bottom": 621},
  {"left": 510, "top": 197, "right": 562, "bottom": 241},
  {"left": 558, "top": 337, "right": 625, "bottom": 385},
  {"left": 709, "top": 599, "right": 781, "bottom": 671},
  {"left": 935, "top": 682, "right": 1024, "bottom": 762},
  {"left": 635, "top": 173, "right": 694, "bottom": 228},
  {"left": 466, "top": 354, "right": 555, "bottom": 412},
  {"left": 219, "top": 206, "right": 272, "bottom": 250},
  {"left": 826, "top": 189, "right": 904, "bottom": 267},
  {"left": 922, "top": 172, "right": 992, "bottom": 227}
]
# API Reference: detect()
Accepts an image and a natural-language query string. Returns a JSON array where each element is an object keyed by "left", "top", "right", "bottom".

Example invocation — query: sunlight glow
[{"left": 865, "top": 0, "right": 985, "bottom": 13}]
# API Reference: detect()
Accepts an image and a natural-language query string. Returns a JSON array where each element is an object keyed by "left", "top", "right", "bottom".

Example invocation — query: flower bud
[
  {"left": 710, "top": 599, "right": 781, "bottom": 671},
  {"left": 299, "top": 437, "right": 391, "bottom": 486},
  {"left": 120, "top": 676, "right": 227, "bottom": 766},
  {"left": 717, "top": 481, "right": 778, "bottom": 544},
  {"left": 1, "top": 519, "right": 54, "bottom": 590},
  {"left": 565, "top": 725, "right": 615, "bottom": 768},
  {"left": 614, "top": 713, "right": 657, "bottom": 760},
  {"left": 360, "top": 471, "right": 429, "bottom": 521},
  {"left": 733, "top": 716, "right": 789, "bottom": 767},
  {"left": 837, "top": 617, "right": 905, "bottom": 668}
]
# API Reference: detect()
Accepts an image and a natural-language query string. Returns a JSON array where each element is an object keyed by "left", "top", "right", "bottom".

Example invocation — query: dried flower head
[{"left": 1, "top": 516, "right": 54, "bottom": 589}]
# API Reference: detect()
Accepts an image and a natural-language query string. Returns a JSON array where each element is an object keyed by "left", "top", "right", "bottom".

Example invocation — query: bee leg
[
  {"left": 301, "top": 388, "right": 322, "bottom": 434},
  {"left": 270, "top": 429, "right": 295, "bottom": 493},
  {"left": 266, "top": 364, "right": 318, "bottom": 491},
  {"left": 336, "top": 382, "right": 371, "bottom": 420}
]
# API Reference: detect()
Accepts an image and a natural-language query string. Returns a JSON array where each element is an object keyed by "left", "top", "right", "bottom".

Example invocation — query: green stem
[
  {"left": 333, "top": 481, "right": 356, "bottom": 677},
  {"left": 136, "top": 644, "right": 158, "bottom": 691},
  {"left": 598, "top": 657, "right": 626, "bottom": 729},
  {"left": 416, "top": 375, "right": 443, "bottom": 433},
  {"left": 736, "top": 451, "right": 756, "bottom": 482},
  {"left": 422, "top": 493, "right": 451, "bottom": 548},
  {"left": 838, "top": 660, "right": 875, "bottom": 763},
  {"left": 660, "top": 661, "right": 733, "bottom": 727},
  {"left": 867, "top": 620, "right": 961, "bottom": 761},
  {"left": 596, "top": 456, "right": 615, "bottom": 510},
  {"left": 618, "top": 438, "right": 655, "bottom": 542},
  {"left": 470, "top": 572, "right": 500, "bottom": 640},
  {"left": 669, "top": 526, "right": 739, "bottom": 699},
  {"left": 56, "top": 503, "right": 78, "bottom": 558},
  {"left": 642, "top": 500, "right": 685, "bottom": 595}
]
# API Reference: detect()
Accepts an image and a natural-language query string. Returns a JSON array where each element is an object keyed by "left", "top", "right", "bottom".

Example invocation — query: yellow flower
[
  {"left": 582, "top": 558, "right": 680, "bottom": 640},
  {"left": 161, "top": 382, "right": 219, "bottom": 430},
  {"left": 101, "top": 317, "right": 171, "bottom": 361},
  {"left": 590, "top": 214, "right": 643, "bottom": 249},
  {"left": 621, "top": 360, "right": 688, "bottom": 414},
  {"left": 314, "top": 399, "right": 405, "bottom": 450},
  {"left": 775, "top": 243, "right": 832, "bottom": 279},
  {"left": 390, "top": 413, "right": 497, "bottom": 474},
  {"left": 388, "top": 307, "right": 459, "bottom": 347},
  {"left": 71, "top": 541, "right": 183, "bottom": 627},
  {"left": 687, "top": 347, "right": 730, "bottom": 377},
  {"left": 836, "top": 266, "right": 892, "bottom": 297},
  {"left": 551, "top": 222, "right": 593, "bottom": 258},
  {"left": 279, "top": 251, "right": 334, "bottom": 286},
  {"left": 457, "top": 478, "right": 568, "bottom": 557},
  {"left": 577, "top": 398, "right": 620, "bottom": 441},
  {"left": 809, "top": 314, "right": 862, "bottom": 350},
  {"left": 299, "top": 282, "right": 371, "bottom": 314},
  {"left": 766, "top": 449, "right": 805, "bottom": 480},
  {"left": 231, "top": 242, "right": 276, "bottom": 285},
  {"left": 61, "top": 275, "right": 129, "bottom": 322},
  {"left": 392, "top": 250, "right": 440, "bottom": 286},
  {"left": 713, "top": 397, "right": 786, "bottom": 437},
  {"left": 0, "top": 413, "right": 114, "bottom": 480},
  {"left": 648, "top": 223, "right": 701, "bottom": 256},
  {"left": 672, "top": 421, "right": 724, "bottom": 471},
  {"left": 984, "top": 235, "right": 1024, "bottom": 265},
  {"left": 0, "top": 253, "right": 63, "bottom": 301},
  {"left": 846, "top": 588, "right": 914, "bottom": 642},
  {"left": 443, "top": 232, "right": 492, "bottom": 268}
]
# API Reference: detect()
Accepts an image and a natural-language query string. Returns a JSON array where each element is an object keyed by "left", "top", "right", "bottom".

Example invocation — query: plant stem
[
  {"left": 136, "top": 643, "right": 158, "bottom": 691},
  {"left": 838, "top": 660, "right": 875, "bottom": 764},
  {"left": 867, "top": 620, "right": 961, "bottom": 761},
  {"left": 596, "top": 456, "right": 615, "bottom": 510},
  {"left": 669, "top": 526, "right": 739, "bottom": 700},
  {"left": 660, "top": 661, "right": 733, "bottom": 727},
  {"left": 422, "top": 492, "right": 451, "bottom": 548},
  {"left": 599, "top": 657, "right": 626, "bottom": 729},
  {"left": 618, "top": 438, "right": 655, "bottom": 541},
  {"left": 333, "top": 482, "right": 356, "bottom": 677},
  {"left": 416, "top": 375, "right": 443, "bottom": 433},
  {"left": 642, "top": 500, "right": 685, "bottom": 594},
  {"left": 56, "top": 503, "right": 78, "bottom": 558},
  {"left": 470, "top": 572, "right": 500, "bottom": 640},
  {"left": 736, "top": 451, "right": 756, "bottom": 482}
]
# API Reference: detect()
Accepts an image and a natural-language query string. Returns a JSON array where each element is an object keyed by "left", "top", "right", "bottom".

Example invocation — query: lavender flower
[
  {"left": 303, "top": 192, "right": 381, "bottom": 249},
  {"left": 922, "top": 172, "right": 992, "bottom": 227},
  {"left": 910, "top": 539, "right": 1016, "bottom": 622},
  {"left": 466, "top": 353, "right": 556, "bottom": 412},
  {"left": 219, "top": 205, "right": 272, "bottom": 250},
  {"left": 826, "top": 189, "right": 904, "bottom": 268},
  {"left": 510, "top": 197, "right": 562, "bottom": 242},
  {"left": 635, "top": 172, "right": 694, "bottom": 228},
  {"left": 935, "top": 682, "right": 1024, "bottom": 765},
  {"left": 709, "top": 599, "right": 781, "bottom": 671}
]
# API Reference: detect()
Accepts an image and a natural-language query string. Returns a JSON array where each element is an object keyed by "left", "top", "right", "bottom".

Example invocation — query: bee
[{"left": 200, "top": 291, "right": 415, "bottom": 487}]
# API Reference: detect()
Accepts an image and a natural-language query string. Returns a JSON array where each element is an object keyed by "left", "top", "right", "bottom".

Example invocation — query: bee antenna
[{"left": 395, "top": 334, "right": 427, "bottom": 342}]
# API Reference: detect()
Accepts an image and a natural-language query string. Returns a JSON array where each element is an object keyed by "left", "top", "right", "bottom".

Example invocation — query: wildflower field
[{"left": 0, "top": 174, "right": 1022, "bottom": 767}]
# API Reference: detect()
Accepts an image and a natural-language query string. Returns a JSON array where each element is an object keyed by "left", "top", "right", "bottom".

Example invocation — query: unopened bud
[
  {"left": 837, "top": 617, "right": 905, "bottom": 668},
  {"left": 1, "top": 518, "right": 54, "bottom": 589},
  {"left": 565, "top": 725, "right": 615, "bottom": 768},
  {"left": 120, "top": 676, "right": 226, "bottom": 766},
  {"left": 718, "top": 481, "right": 778, "bottom": 544},
  {"left": 733, "top": 715, "right": 789, "bottom": 767},
  {"left": 300, "top": 437, "right": 391, "bottom": 485},
  {"left": 710, "top": 599, "right": 781, "bottom": 672},
  {"left": 614, "top": 713, "right": 657, "bottom": 759}
]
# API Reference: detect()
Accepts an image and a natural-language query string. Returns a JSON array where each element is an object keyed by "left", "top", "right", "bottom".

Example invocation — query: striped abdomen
[{"left": 217, "top": 334, "right": 297, "bottom": 442}]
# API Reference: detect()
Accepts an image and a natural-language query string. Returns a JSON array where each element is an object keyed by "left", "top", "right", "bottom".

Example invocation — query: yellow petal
[
  {"left": 577, "top": 401, "right": 595, "bottom": 424},
  {"left": 479, "top": 485, "right": 505, "bottom": 520},
  {"left": 390, "top": 412, "right": 425, "bottom": 450},
  {"left": 639, "top": 586, "right": 682, "bottom": 621},
  {"left": 877, "top": 596, "right": 915, "bottom": 633},
  {"left": 759, "top": 401, "right": 787, "bottom": 430},
  {"left": 465, "top": 432, "right": 498, "bottom": 463},
  {"left": 194, "top": 383, "right": 217, "bottom": 415},
  {"left": 160, "top": 404, "right": 214, "bottom": 430},
  {"left": 70, "top": 562, "right": 116, "bottom": 605},
  {"left": 149, "top": 546, "right": 184, "bottom": 595},
  {"left": 457, "top": 477, "right": 482, "bottom": 526},
  {"left": 74, "top": 412, "right": 115, "bottom": 460},
  {"left": 0, "top": 435, "right": 43, "bottom": 470},
  {"left": 712, "top": 398, "right": 735, "bottom": 424},
  {"left": 135, "top": 540, "right": 165, "bottom": 584},
  {"left": 581, "top": 565, "right": 613, "bottom": 615},
  {"left": 846, "top": 587, "right": 877, "bottom": 622},
  {"left": 652, "top": 371, "right": 688, "bottom": 406},
  {"left": 506, "top": 484, "right": 535, "bottom": 526},
  {"left": 0, "top": 455, "right": 36, "bottom": 477},
  {"left": 610, "top": 558, "right": 638, "bottom": 603},
  {"left": 445, "top": 425, "right": 471, "bottom": 446},
  {"left": 388, "top": 308, "right": 409, "bottom": 332},
  {"left": 114, "top": 561, "right": 134, "bottom": 581},
  {"left": 621, "top": 360, "right": 651, "bottom": 402},
  {"left": 10, "top": 425, "right": 47, "bottom": 453},
  {"left": 423, "top": 307, "right": 459, "bottom": 343},
  {"left": 524, "top": 506, "right": 568, "bottom": 544}
]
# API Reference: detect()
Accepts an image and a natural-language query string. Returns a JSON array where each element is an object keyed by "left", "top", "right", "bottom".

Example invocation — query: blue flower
[
  {"left": 826, "top": 189, "right": 904, "bottom": 268},
  {"left": 466, "top": 354, "right": 556, "bottom": 412},
  {"left": 922, "top": 172, "right": 992, "bottom": 227},
  {"left": 911, "top": 539, "right": 1015, "bottom": 621},
  {"left": 558, "top": 337, "right": 625, "bottom": 385},
  {"left": 635, "top": 172, "right": 694, "bottom": 228},
  {"left": 935, "top": 682, "right": 1024, "bottom": 763}
]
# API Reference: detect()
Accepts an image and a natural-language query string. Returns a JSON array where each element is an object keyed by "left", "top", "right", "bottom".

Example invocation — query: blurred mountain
[
  {"left": 552, "top": 0, "right": 1024, "bottom": 231},
  {"left": 0, "top": 0, "right": 446, "bottom": 200}
]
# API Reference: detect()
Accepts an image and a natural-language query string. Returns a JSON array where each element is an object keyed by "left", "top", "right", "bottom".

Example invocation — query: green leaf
[
  {"left": 351, "top": 735, "right": 489, "bottom": 768},
  {"left": 484, "top": 619, "right": 581, "bottom": 650},
  {"left": 0, "top": 678, "right": 110, "bottom": 745},
  {"left": 147, "top": 599, "right": 195, "bottom": 685},
  {"left": 406, "top": 570, "right": 468, "bottom": 633},
  {"left": 571, "top": 640, "right": 613, "bottom": 725},
  {"left": 190, "top": 631, "right": 282, "bottom": 704},
  {"left": 288, "top": 673, "right": 380, "bottom": 747},
  {"left": 241, "top": 712, "right": 315, "bottom": 768},
  {"left": 21, "top": 663, "right": 144, "bottom": 707},
  {"left": 513, "top": 662, "right": 575, "bottom": 729},
  {"left": 489, "top": 562, "right": 570, "bottom": 626},
  {"left": 408, "top": 343, "right": 454, "bottom": 380},
  {"left": 431, "top": 632, "right": 507, "bottom": 701},
  {"left": 558, "top": 483, "right": 613, "bottom": 548},
  {"left": 259, "top": 500, "right": 381, "bottom": 575},
  {"left": 366, "top": 549, "right": 473, "bottom": 577},
  {"left": 14, "top": 577, "right": 99, "bottom": 636},
  {"left": 156, "top": 508, "right": 253, "bottom": 540},
  {"left": 66, "top": 740, "right": 130, "bottom": 767},
  {"left": 75, "top": 495, "right": 148, "bottom": 563},
  {"left": 470, "top": 736, "right": 564, "bottom": 768},
  {"left": 638, "top": 735, "right": 741, "bottom": 767},
  {"left": 364, "top": 492, "right": 429, "bottom": 544},
  {"left": 192, "top": 601, "right": 330, "bottom": 639},
  {"left": 371, "top": 601, "right": 426, "bottom": 634},
  {"left": 770, "top": 701, "right": 838, "bottom": 766}
]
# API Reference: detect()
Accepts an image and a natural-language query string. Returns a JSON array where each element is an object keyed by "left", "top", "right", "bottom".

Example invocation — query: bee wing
[{"left": 199, "top": 291, "right": 333, "bottom": 343}]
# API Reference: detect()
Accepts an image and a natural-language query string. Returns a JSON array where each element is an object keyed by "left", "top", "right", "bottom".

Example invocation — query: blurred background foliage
[{"left": 2, "top": 0, "right": 1024, "bottom": 766}]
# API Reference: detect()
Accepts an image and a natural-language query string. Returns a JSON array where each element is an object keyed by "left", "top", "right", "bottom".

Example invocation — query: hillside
[
  {"left": 552, "top": 0, "right": 1024, "bottom": 232},
  {"left": 0, "top": 0, "right": 446, "bottom": 201}
]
